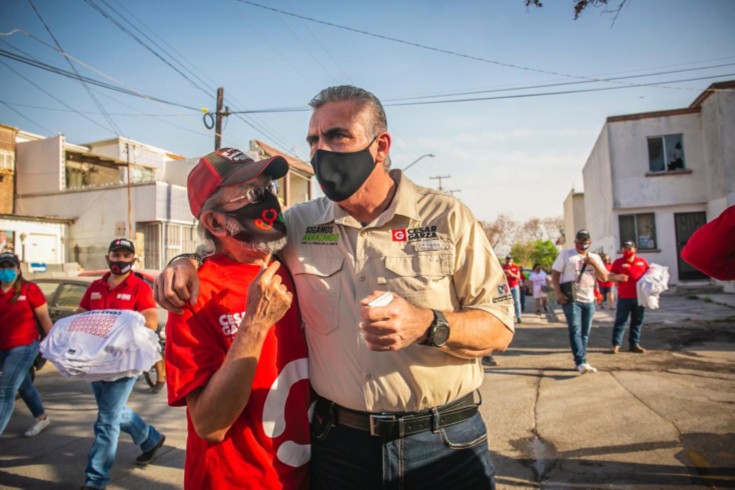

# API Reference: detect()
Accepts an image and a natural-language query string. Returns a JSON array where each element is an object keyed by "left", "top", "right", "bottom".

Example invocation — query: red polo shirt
[
  {"left": 611, "top": 256, "right": 649, "bottom": 299},
  {"left": 79, "top": 272, "right": 156, "bottom": 312},
  {"left": 0, "top": 280, "right": 46, "bottom": 350},
  {"left": 502, "top": 263, "right": 521, "bottom": 288}
]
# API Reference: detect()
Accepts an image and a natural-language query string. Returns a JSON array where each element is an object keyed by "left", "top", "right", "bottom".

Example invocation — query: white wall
[
  {"left": 582, "top": 126, "right": 616, "bottom": 253},
  {"left": 16, "top": 135, "right": 64, "bottom": 195},
  {"left": 0, "top": 217, "right": 67, "bottom": 264},
  {"left": 607, "top": 113, "right": 707, "bottom": 209}
]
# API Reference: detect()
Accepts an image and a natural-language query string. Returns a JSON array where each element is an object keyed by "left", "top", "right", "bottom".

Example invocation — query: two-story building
[
  {"left": 2, "top": 124, "right": 313, "bottom": 271},
  {"left": 577, "top": 80, "right": 734, "bottom": 290}
]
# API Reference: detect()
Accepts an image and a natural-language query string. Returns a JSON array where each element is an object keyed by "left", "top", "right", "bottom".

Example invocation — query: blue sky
[{"left": 1, "top": 0, "right": 734, "bottom": 223}]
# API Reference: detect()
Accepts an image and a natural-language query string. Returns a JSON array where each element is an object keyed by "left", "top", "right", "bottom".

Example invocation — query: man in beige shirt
[{"left": 156, "top": 85, "right": 514, "bottom": 489}]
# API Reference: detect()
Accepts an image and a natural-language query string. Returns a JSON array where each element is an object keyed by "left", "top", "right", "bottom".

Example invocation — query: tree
[
  {"left": 529, "top": 239, "right": 559, "bottom": 271},
  {"left": 482, "top": 213, "right": 519, "bottom": 253},
  {"left": 525, "top": 0, "right": 629, "bottom": 21}
]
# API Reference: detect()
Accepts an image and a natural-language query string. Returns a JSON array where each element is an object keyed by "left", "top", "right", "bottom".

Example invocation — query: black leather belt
[{"left": 317, "top": 392, "right": 479, "bottom": 439}]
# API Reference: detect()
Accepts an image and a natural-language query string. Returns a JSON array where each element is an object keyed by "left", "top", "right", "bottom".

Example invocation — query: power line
[
  {"left": 232, "top": 0, "right": 716, "bottom": 93},
  {"left": 27, "top": 0, "right": 123, "bottom": 135},
  {"left": 0, "top": 47, "right": 201, "bottom": 110},
  {"left": 0, "top": 59, "right": 115, "bottom": 133}
]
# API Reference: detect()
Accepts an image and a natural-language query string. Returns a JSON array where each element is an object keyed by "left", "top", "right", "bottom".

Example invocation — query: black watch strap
[{"left": 168, "top": 253, "right": 202, "bottom": 269}]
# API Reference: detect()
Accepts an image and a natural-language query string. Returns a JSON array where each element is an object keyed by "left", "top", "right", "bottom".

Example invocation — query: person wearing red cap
[
  {"left": 76, "top": 238, "right": 165, "bottom": 490},
  {"left": 0, "top": 252, "right": 53, "bottom": 438},
  {"left": 157, "top": 86, "right": 513, "bottom": 489},
  {"left": 164, "top": 148, "right": 309, "bottom": 489}
]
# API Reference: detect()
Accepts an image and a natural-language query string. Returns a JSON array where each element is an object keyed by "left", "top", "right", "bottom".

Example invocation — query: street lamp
[{"left": 403, "top": 153, "right": 435, "bottom": 172}]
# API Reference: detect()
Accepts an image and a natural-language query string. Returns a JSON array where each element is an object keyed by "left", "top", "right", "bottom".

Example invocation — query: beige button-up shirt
[{"left": 281, "top": 171, "right": 514, "bottom": 412}]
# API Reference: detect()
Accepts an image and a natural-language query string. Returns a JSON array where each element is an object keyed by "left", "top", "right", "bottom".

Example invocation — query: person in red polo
[
  {"left": 76, "top": 238, "right": 165, "bottom": 490},
  {"left": 610, "top": 241, "right": 650, "bottom": 354},
  {"left": 0, "top": 252, "right": 53, "bottom": 438},
  {"left": 502, "top": 255, "right": 522, "bottom": 323}
]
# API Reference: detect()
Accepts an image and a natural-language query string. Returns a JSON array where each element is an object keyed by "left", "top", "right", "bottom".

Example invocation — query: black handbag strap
[{"left": 575, "top": 262, "right": 588, "bottom": 284}]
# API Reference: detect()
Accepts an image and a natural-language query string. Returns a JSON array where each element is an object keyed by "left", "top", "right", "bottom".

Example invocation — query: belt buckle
[{"left": 369, "top": 413, "right": 397, "bottom": 437}]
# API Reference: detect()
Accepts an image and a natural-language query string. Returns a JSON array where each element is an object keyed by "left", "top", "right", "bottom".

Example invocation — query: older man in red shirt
[{"left": 610, "top": 241, "right": 650, "bottom": 354}]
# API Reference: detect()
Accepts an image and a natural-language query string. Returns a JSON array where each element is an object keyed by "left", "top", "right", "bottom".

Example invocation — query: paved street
[{"left": 1, "top": 293, "right": 734, "bottom": 489}]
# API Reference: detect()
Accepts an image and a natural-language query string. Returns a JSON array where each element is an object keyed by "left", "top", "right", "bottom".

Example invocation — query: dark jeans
[
  {"left": 311, "top": 412, "right": 495, "bottom": 489},
  {"left": 612, "top": 298, "right": 645, "bottom": 347},
  {"left": 561, "top": 301, "right": 595, "bottom": 366}
]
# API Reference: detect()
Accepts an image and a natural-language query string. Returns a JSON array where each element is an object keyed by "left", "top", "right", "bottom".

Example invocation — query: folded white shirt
[{"left": 41, "top": 309, "right": 161, "bottom": 381}]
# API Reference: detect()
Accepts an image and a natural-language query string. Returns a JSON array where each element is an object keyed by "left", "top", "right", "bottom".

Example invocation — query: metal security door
[{"left": 674, "top": 212, "right": 708, "bottom": 281}]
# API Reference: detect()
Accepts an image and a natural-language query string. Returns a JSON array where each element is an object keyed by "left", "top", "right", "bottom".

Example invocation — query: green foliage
[
  {"left": 510, "top": 239, "right": 558, "bottom": 270},
  {"left": 530, "top": 240, "right": 558, "bottom": 270}
]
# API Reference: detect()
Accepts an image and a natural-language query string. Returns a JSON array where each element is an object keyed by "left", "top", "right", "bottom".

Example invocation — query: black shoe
[
  {"left": 136, "top": 434, "right": 166, "bottom": 466},
  {"left": 481, "top": 355, "right": 498, "bottom": 367}
]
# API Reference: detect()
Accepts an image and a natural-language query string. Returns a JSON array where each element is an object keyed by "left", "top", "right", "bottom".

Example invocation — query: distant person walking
[
  {"left": 552, "top": 230, "right": 609, "bottom": 374},
  {"left": 529, "top": 263, "right": 549, "bottom": 314},
  {"left": 610, "top": 241, "right": 650, "bottom": 354},
  {"left": 0, "top": 252, "right": 53, "bottom": 437},
  {"left": 597, "top": 253, "right": 615, "bottom": 310},
  {"left": 502, "top": 255, "right": 523, "bottom": 323}
]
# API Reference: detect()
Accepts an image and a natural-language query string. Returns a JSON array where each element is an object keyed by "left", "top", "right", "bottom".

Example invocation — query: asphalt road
[{"left": 1, "top": 293, "right": 734, "bottom": 489}]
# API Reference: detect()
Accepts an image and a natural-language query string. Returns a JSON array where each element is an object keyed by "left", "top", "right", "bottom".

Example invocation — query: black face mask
[
  {"left": 108, "top": 260, "right": 133, "bottom": 276},
  {"left": 220, "top": 191, "right": 287, "bottom": 243},
  {"left": 310, "top": 138, "right": 377, "bottom": 202}
]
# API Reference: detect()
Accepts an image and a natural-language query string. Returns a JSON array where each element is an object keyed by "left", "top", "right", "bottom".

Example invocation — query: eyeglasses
[{"left": 219, "top": 181, "right": 279, "bottom": 208}]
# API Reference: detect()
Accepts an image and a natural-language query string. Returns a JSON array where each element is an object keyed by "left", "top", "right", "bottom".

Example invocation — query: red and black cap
[
  {"left": 108, "top": 238, "right": 135, "bottom": 254},
  {"left": 187, "top": 148, "right": 288, "bottom": 218}
]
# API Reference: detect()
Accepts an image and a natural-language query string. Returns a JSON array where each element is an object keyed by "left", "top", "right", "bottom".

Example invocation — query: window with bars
[{"left": 619, "top": 213, "right": 657, "bottom": 250}]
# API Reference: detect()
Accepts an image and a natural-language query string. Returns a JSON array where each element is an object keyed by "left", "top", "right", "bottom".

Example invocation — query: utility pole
[
  {"left": 430, "top": 175, "right": 451, "bottom": 191},
  {"left": 214, "top": 87, "right": 230, "bottom": 151},
  {"left": 447, "top": 189, "right": 461, "bottom": 197},
  {"left": 125, "top": 142, "right": 133, "bottom": 239}
]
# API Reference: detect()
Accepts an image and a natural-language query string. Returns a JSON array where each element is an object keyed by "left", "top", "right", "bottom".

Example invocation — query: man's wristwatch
[
  {"left": 420, "top": 310, "right": 450, "bottom": 347},
  {"left": 168, "top": 253, "right": 202, "bottom": 269}
]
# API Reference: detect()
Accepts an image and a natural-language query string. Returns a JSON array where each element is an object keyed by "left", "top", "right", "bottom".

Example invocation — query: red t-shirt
[
  {"left": 165, "top": 255, "right": 310, "bottom": 490},
  {"left": 598, "top": 263, "right": 614, "bottom": 288},
  {"left": 502, "top": 263, "right": 521, "bottom": 288},
  {"left": 0, "top": 281, "right": 46, "bottom": 350},
  {"left": 79, "top": 272, "right": 156, "bottom": 312},
  {"left": 611, "top": 256, "right": 649, "bottom": 299}
]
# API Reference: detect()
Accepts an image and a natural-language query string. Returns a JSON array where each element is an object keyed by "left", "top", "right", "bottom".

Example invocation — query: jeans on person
[
  {"left": 311, "top": 412, "right": 495, "bottom": 490},
  {"left": 84, "top": 376, "right": 163, "bottom": 489},
  {"left": 510, "top": 285, "right": 522, "bottom": 319},
  {"left": 0, "top": 340, "right": 42, "bottom": 434},
  {"left": 612, "top": 298, "right": 645, "bottom": 347},
  {"left": 561, "top": 301, "right": 595, "bottom": 366},
  {"left": 18, "top": 371, "right": 45, "bottom": 418}
]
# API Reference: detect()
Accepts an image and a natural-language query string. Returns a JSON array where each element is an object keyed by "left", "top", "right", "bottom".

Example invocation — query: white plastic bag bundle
[
  {"left": 637, "top": 263, "right": 670, "bottom": 310},
  {"left": 40, "top": 309, "right": 161, "bottom": 381}
]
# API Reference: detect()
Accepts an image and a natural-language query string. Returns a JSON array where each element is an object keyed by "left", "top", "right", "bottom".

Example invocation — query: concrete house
[
  {"left": 579, "top": 80, "right": 735, "bottom": 290},
  {"left": 4, "top": 125, "right": 313, "bottom": 271}
]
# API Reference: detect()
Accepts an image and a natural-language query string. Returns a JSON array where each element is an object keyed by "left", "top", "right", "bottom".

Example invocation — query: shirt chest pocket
[
  {"left": 290, "top": 256, "right": 343, "bottom": 336},
  {"left": 383, "top": 253, "right": 453, "bottom": 307}
]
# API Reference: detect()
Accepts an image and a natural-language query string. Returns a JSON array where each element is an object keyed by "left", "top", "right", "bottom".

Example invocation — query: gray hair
[
  {"left": 309, "top": 85, "right": 391, "bottom": 169},
  {"left": 195, "top": 184, "right": 287, "bottom": 257}
]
